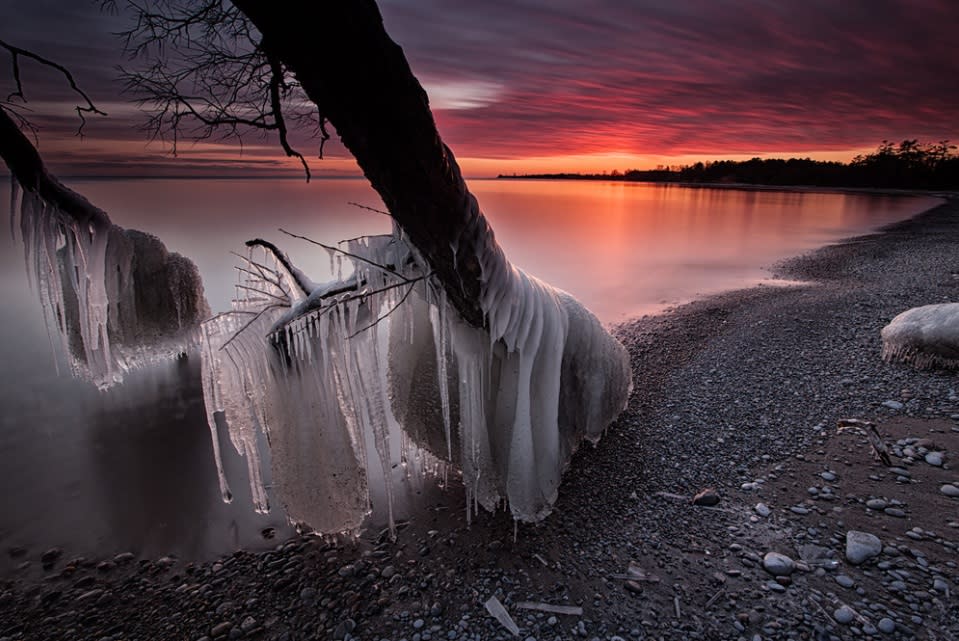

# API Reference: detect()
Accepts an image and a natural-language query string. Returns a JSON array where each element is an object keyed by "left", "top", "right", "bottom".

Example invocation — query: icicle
[
  {"left": 12, "top": 187, "right": 208, "bottom": 389},
  {"left": 429, "top": 287, "right": 452, "bottom": 460}
]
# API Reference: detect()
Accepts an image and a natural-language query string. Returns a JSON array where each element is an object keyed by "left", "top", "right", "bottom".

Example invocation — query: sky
[{"left": 1, "top": 0, "right": 958, "bottom": 177}]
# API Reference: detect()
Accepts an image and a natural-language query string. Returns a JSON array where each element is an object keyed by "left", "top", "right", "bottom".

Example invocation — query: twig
[
  {"left": 219, "top": 303, "right": 284, "bottom": 352},
  {"left": 346, "top": 278, "right": 420, "bottom": 339},
  {"left": 704, "top": 590, "right": 724, "bottom": 609},
  {"left": 347, "top": 201, "right": 391, "bottom": 216},
  {"left": 0, "top": 38, "right": 107, "bottom": 135},
  {"left": 278, "top": 227, "right": 409, "bottom": 282}
]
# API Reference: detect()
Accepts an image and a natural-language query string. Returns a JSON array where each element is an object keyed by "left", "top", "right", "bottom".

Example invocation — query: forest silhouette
[{"left": 501, "top": 140, "right": 959, "bottom": 190}]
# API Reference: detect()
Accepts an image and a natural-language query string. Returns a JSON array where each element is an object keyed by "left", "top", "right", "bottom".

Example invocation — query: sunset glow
[{"left": 1, "top": 1, "right": 956, "bottom": 177}]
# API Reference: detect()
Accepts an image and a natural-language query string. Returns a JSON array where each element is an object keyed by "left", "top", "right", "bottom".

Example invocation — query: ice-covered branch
[{"left": 1, "top": 107, "right": 209, "bottom": 389}]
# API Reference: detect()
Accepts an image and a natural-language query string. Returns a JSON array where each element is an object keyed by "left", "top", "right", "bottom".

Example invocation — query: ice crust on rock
[
  {"left": 201, "top": 225, "right": 631, "bottom": 533},
  {"left": 881, "top": 303, "right": 959, "bottom": 370},
  {"left": 10, "top": 177, "right": 208, "bottom": 389}
]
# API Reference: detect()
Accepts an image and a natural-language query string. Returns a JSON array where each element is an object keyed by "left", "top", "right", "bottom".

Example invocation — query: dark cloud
[{"left": 1, "top": 0, "right": 958, "bottom": 174}]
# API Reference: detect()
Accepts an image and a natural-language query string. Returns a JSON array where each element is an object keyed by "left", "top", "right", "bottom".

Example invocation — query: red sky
[{"left": 1, "top": 0, "right": 957, "bottom": 177}]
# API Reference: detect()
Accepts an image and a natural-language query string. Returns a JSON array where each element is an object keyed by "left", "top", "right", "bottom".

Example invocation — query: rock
[
  {"left": 884, "top": 507, "right": 906, "bottom": 518},
  {"left": 113, "top": 552, "right": 135, "bottom": 564},
  {"left": 332, "top": 619, "right": 355, "bottom": 640},
  {"left": 866, "top": 498, "right": 888, "bottom": 510},
  {"left": 834, "top": 605, "right": 856, "bottom": 625},
  {"left": 933, "top": 578, "right": 949, "bottom": 593},
  {"left": 692, "top": 488, "right": 720, "bottom": 506},
  {"left": 381, "top": 565, "right": 395, "bottom": 579},
  {"left": 882, "top": 400, "right": 904, "bottom": 411},
  {"left": 41, "top": 548, "right": 63, "bottom": 565},
  {"left": 940, "top": 484, "right": 959, "bottom": 498},
  {"left": 846, "top": 531, "right": 882, "bottom": 565},
  {"left": 754, "top": 503, "right": 771, "bottom": 517},
  {"left": 240, "top": 617, "right": 257, "bottom": 633},
  {"left": 925, "top": 451, "right": 944, "bottom": 466},
  {"left": 835, "top": 575, "right": 855, "bottom": 588},
  {"left": 211, "top": 622, "right": 231, "bottom": 638},
  {"left": 762, "top": 552, "right": 796, "bottom": 576},
  {"left": 820, "top": 471, "right": 837, "bottom": 482},
  {"left": 878, "top": 618, "right": 896, "bottom": 634},
  {"left": 413, "top": 619, "right": 425, "bottom": 630}
]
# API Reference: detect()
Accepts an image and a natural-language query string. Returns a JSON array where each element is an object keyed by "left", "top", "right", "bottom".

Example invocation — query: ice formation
[
  {"left": 202, "top": 223, "right": 632, "bottom": 534},
  {"left": 10, "top": 176, "right": 209, "bottom": 389},
  {"left": 881, "top": 303, "right": 959, "bottom": 370}
]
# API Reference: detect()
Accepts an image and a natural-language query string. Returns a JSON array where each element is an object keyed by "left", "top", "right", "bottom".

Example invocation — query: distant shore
[{"left": 2, "top": 198, "right": 958, "bottom": 640}]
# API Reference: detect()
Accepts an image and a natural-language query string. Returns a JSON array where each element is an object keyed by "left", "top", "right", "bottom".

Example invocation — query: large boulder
[{"left": 881, "top": 303, "right": 959, "bottom": 370}]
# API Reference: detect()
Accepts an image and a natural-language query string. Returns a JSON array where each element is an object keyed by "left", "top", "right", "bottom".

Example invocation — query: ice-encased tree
[
  {"left": 90, "top": 0, "right": 634, "bottom": 530},
  {"left": 0, "top": 43, "right": 209, "bottom": 389}
]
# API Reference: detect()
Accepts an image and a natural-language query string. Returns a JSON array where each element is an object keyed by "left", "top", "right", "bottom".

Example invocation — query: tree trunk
[{"left": 232, "top": 0, "right": 501, "bottom": 328}]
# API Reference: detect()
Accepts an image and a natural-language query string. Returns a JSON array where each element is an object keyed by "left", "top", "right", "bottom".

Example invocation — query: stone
[
  {"left": 240, "top": 617, "right": 257, "bottom": 633},
  {"left": 866, "top": 499, "right": 888, "bottom": 510},
  {"left": 882, "top": 400, "right": 904, "bottom": 411},
  {"left": 754, "top": 503, "right": 771, "bottom": 517},
  {"left": 762, "top": 552, "right": 795, "bottom": 576},
  {"left": 925, "top": 451, "right": 944, "bottom": 466},
  {"left": 884, "top": 507, "right": 907, "bottom": 518},
  {"left": 834, "top": 605, "right": 856, "bottom": 625},
  {"left": 820, "top": 471, "right": 837, "bottom": 482},
  {"left": 113, "top": 552, "right": 135, "bottom": 564},
  {"left": 940, "top": 484, "right": 959, "bottom": 498},
  {"left": 692, "top": 488, "right": 720, "bottom": 506},
  {"left": 332, "top": 619, "right": 355, "bottom": 640},
  {"left": 413, "top": 619, "right": 425, "bottom": 630},
  {"left": 878, "top": 618, "right": 896, "bottom": 634},
  {"left": 835, "top": 575, "right": 855, "bottom": 588},
  {"left": 846, "top": 531, "right": 882, "bottom": 565},
  {"left": 381, "top": 565, "right": 396, "bottom": 578},
  {"left": 211, "top": 623, "right": 231, "bottom": 638},
  {"left": 41, "top": 548, "right": 63, "bottom": 565}
]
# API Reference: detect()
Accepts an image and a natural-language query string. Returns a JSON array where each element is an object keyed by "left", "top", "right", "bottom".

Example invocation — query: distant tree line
[{"left": 499, "top": 140, "right": 959, "bottom": 190}]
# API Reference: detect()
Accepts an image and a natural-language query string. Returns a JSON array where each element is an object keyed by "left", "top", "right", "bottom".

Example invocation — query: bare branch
[
  {"left": 0, "top": 38, "right": 107, "bottom": 136},
  {"left": 347, "top": 201, "right": 391, "bottom": 217},
  {"left": 112, "top": 0, "right": 320, "bottom": 179},
  {"left": 277, "top": 227, "right": 410, "bottom": 283},
  {"left": 347, "top": 279, "right": 420, "bottom": 339},
  {"left": 266, "top": 49, "right": 309, "bottom": 180}
]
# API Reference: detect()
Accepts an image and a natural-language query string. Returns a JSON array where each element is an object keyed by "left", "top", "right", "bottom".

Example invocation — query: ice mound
[
  {"left": 881, "top": 303, "right": 959, "bottom": 370},
  {"left": 201, "top": 228, "right": 631, "bottom": 534},
  {"left": 10, "top": 178, "right": 209, "bottom": 389}
]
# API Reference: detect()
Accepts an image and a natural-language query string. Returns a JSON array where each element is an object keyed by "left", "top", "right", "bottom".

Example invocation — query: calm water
[{"left": 0, "top": 178, "right": 940, "bottom": 572}]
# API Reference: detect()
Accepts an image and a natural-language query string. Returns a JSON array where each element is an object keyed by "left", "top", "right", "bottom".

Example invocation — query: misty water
[{"left": 0, "top": 177, "right": 940, "bottom": 573}]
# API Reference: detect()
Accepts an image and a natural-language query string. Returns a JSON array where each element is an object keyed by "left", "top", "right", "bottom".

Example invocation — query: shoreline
[{"left": 2, "top": 199, "right": 958, "bottom": 640}]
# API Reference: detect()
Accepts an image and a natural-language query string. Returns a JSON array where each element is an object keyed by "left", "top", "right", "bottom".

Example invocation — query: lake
[{"left": 0, "top": 177, "right": 940, "bottom": 572}]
